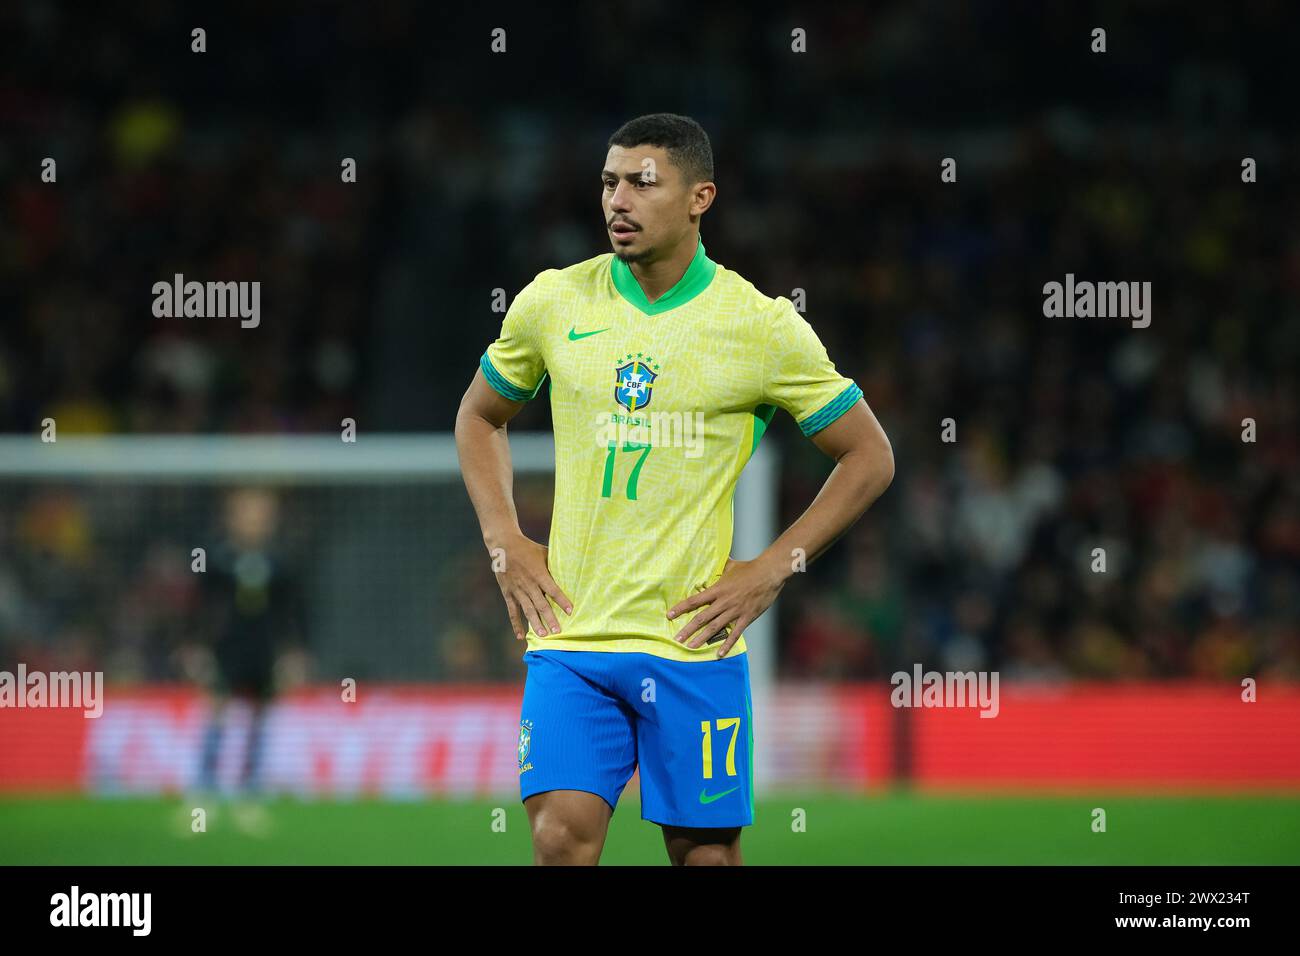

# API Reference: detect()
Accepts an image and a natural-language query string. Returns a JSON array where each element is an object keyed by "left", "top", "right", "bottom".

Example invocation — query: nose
[{"left": 609, "top": 179, "right": 634, "bottom": 212}]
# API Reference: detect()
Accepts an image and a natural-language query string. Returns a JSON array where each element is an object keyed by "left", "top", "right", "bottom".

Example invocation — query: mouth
[{"left": 610, "top": 222, "right": 639, "bottom": 241}]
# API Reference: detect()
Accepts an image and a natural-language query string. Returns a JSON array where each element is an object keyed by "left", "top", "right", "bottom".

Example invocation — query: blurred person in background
[{"left": 191, "top": 486, "right": 308, "bottom": 835}]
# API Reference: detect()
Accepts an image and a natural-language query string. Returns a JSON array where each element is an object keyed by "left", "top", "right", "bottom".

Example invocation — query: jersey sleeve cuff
[
  {"left": 480, "top": 352, "right": 546, "bottom": 402},
  {"left": 797, "top": 381, "right": 862, "bottom": 436}
]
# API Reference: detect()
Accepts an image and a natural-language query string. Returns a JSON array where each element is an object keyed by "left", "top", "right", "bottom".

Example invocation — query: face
[
  {"left": 224, "top": 488, "right": 279, "bottom": 547},
  {"left": 601, "top": 144, "right": 712, "bottom": 264}
]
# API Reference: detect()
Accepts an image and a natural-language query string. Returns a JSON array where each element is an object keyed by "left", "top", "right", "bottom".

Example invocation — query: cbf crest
[
  {"left": 614, "top": 353, "right": 661, "bottom": 413},
  {"left": 517, "top": 718, "right": 533, "bottom": 773}
]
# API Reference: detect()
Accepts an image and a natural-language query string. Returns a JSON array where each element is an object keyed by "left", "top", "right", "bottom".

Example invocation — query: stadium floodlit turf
[{"left": 1, "top": 793, "right": 1297, "bottom": 865}]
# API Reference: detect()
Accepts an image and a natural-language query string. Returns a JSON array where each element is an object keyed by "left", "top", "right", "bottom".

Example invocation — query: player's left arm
[
  {"left": 669, "top": 398, "right": 893, "bottom": 655},
  {"left": 670, "top": 299, "right": 894, "bottom": 656}
]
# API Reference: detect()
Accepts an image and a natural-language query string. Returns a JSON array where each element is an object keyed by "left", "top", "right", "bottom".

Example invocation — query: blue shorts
[{"left": 518, "top": 649, "right": 754, "bottom": 828}]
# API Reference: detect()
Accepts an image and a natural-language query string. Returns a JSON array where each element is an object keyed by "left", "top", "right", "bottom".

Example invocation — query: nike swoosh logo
[
  {"left": 568, "top": 327, "right": 610, "bottom": 340},
  {"left": 699, "top": 786, "right": 739, "bottom": 804}
]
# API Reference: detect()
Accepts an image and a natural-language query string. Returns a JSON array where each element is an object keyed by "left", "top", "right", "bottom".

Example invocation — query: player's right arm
[
  {"left": 455, "top": 372, "right": 572, "bottom": 640},
  {"left": 454, "top": 278, "right": 572, "bottom": 641}
]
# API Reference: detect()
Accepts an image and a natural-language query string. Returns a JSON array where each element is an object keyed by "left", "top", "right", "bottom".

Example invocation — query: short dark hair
[{"left": 607, "top": 113, "right": 714, "bottom": 184}]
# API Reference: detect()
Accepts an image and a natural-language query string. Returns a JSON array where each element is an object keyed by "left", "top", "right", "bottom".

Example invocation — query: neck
[{"left": 628, "top": 233, "right": 699, "bottom": 304}]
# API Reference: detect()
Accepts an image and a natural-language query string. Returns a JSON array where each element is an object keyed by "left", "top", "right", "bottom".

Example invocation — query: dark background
[{"left": 1, "top": 1, "right": 1297, "bottom": 681}]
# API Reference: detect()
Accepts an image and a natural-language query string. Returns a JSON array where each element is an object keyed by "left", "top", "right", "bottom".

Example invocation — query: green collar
[{"left": 610, "top": 235, "right": 717, "bottom": 315}]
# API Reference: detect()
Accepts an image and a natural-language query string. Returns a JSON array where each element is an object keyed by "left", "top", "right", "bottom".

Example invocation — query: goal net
[{"left": 0, "top": 434, "right": 792, "bottom": 795}]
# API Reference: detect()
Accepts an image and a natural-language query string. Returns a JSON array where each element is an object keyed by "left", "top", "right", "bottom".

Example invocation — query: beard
[{"left": 613, "top": 245, "right": 653, "bottom": 264}]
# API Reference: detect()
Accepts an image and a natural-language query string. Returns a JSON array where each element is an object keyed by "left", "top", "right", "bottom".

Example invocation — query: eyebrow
[{"left": 601, "top": 169, "right": 659, "bottom": 182}]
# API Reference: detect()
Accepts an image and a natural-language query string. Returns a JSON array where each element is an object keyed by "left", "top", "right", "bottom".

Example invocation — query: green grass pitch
[{"left": 2, "top": 793, "right": 1297, "bottom": 865}]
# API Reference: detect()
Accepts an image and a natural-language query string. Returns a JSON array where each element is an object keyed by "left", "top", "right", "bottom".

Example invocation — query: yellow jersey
[{"left": 480, "top": 236, "right": 861, "bottom": 661}]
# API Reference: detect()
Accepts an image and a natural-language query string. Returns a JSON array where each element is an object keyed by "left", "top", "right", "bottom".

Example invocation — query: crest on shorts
[
  {"left": 517, "top": 719, "right": 533, "bottom": 766},
  {"left": 615, "top": 353, "right": 660, "bottom": 413}
]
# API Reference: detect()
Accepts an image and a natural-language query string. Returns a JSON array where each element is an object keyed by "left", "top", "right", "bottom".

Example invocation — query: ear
[{"left": 691, "top": 181, "right": 717, "bottom": 217}]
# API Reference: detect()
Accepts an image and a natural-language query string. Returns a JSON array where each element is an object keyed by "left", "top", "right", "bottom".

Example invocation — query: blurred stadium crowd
[{"left": 1, "top": 2, "right": 1297, "bottom": 683}]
